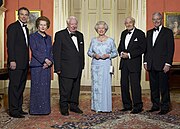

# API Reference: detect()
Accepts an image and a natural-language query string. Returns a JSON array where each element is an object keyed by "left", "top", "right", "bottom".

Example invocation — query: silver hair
[
  {"left": 124, "top": 16, "right": 135, "bottom": 24},
  {"left": 66, "top": 16, "right": 78, "bottom": 24},
  {"left": 152, "top": 12, "right": 162, "bottom": 19},
  {"left": 94, "top": 21, "right": 109, "bottom": 32}
]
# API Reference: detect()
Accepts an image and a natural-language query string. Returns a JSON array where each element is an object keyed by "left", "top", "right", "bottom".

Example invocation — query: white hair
[
  {"left": 124, "top": 16, "right": 135, "bottom": 24},
  {"left": 94, "top": 21, "right": 109, "bottom": 32},
  {"left": 152, "top": 12, "right": 162, "bottom": 20},
  {"left": 66, "top": 16, "right": 78, "bottom": 24}
]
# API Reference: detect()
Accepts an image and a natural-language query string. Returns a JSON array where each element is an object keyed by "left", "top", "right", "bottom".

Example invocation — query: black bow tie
[
  {"left": 128, "top": 31, "right": 132, "bottom": 34},
  {"left": 70, "top": 33, "right": 76, "bottom": 37},
  {"left": 23, "top": 24, "right": 27, "bottom": 27},
  {"left": 153, "top": 26, "right": 159, "bottom": 31}
]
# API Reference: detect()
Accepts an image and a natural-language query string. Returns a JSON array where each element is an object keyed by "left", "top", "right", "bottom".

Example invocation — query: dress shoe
[
  {"left": 60, "top": 109, "right": 69, "bottom": 116},
  {"left": 130, "top": 108, "right": 143, "bottom": 114},
  {"left": 10, "top": 114, "right": 25, "bottom": 118},
  {"left": 146, "top": 108, "right": 160, "bottom": 112},
  {"left": 157, "top": 110, "right": 169, "bottom": 115},
  {"left": 70, "top": 107, "right": 83, "bottom": 114},
  {"left": 20, "top": 111, "right": 28, "bottom": 115},
  {"left": 120, "top": 108, "right": 132, "bottom": 112}
]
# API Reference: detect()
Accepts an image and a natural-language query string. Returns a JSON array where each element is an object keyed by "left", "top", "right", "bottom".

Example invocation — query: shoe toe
[
  {"left": 130, "top": 109, "right": 143, "bottom": 114},
  {"left": 157, "top": 110, "right": 169, "bottom": 115}
]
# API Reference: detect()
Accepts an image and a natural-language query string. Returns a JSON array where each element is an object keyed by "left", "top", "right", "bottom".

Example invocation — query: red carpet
[{"left": 0, "top": 92, "right": 180, "bottom": 129}]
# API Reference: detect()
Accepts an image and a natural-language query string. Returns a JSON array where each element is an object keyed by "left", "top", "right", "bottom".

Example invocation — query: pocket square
[{"left": 134, "top": 38, "right": 138, "bottom": 41}]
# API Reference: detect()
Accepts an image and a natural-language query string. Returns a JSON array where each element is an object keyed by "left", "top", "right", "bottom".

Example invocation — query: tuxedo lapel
[
  {"left": 121, "top": 31, "right": 127, "bottom": 50},
  {"left": 149, "top": 30, "right": 153, "bottom": 48},
  {"left": 76, "top": 34, "right": 81, "bottom": 52},
  {"left": 17, "top": 21, "right": 29, "bottom": 47},
  {"left": 64, "top": 29, "right": 79, "bottom": 52},
  {"left": 64, "top": 29, "right": 73, "bottom": 43}
]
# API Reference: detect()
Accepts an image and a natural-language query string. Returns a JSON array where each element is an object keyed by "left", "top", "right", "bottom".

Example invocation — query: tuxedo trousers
[
  {"left": 120, "top": 62, "right": 143, "bottom": 110},
  {"left": 58, "top": 71, "right": 82, "bottom": 110},
  {"left": 149, "top": 70, "right": 170, "bottom": 110},
  {"left": 8, "top": 68, "right": 28, "bottom": 115}
]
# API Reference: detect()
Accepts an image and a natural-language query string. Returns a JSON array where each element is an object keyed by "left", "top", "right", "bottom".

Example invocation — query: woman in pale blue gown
[{"left": 87, "top": 21, "right": 118, "bottom": 112}]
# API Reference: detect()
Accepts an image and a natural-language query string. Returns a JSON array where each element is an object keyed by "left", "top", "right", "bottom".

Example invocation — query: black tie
[
  {"left": 153, "top": 26, "right": 159, "bottom": 31},
  {"left": 70, "top": 33, "right": 76, "bottom": 37},
  {"left": 128, "top": 31, "right": 132, "bottom": 34},
  {"left": 23, "top": 24, "right": 27, "bottom": 27}
]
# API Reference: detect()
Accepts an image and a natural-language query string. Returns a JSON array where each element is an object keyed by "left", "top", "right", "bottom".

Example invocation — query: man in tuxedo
[
  {"left": 118, "top": 17, "right": 146, "bottom": 114},
  {"left": 53, "top": 16, "right": 85, "bottom": 116},
  {"left": 144, "top": 12, "right": 174, "bottom": 115},
  {"left": 7, "top": 7, "right": 30, "bottom": 118}
]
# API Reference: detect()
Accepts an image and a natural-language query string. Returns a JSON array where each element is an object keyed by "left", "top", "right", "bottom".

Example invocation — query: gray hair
[
  {"left": 94, "top": 21, "right": 109, "bottom": 32},
  {"left": 66, "top": 16, "right": 78, "bottom": 24},
  {"left": 152, "top": 12, "right": 162, "bottom": 20},
  {"left": 124, "top": 16, "right": 135, "bottom": 24}
]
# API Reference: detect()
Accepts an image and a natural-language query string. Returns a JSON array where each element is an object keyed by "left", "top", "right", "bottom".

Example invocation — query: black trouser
[
  {"left": 149, "top": 70, "right": 170, "bottom": 110},
  {"left": 8, "top": 68, "right": 28, "bottom": 115},
  {"left": 58, "top": 72, "right": 82, "bottom": 110},
  {"left": 120, "top": 64, "right": 143, "bottom": 110}
]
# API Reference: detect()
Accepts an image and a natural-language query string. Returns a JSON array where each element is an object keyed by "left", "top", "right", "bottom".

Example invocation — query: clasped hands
[
  {"left": 120, "top": 52, "right": 129, "bottom": 59},
  {"left": 43, "top": 59, "right": 52, "bottom": 69},
  {"left": 93, "top": 54, "right": 110, "bottom": 60},
  {"left": 10, "top": 61, "right": 16, "bottom": 70}
]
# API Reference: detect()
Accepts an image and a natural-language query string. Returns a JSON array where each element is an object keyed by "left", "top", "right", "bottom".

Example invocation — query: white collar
[{"left": 18, "top": 20, "right": 27, "bottom": 27}]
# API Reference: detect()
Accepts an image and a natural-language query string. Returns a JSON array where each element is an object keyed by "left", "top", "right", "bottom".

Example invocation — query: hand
[
  {"left": 43, "top": 63, "right": 48, "bottom": 69},
  {"left": 163, "top": 65, "right": 170, "bottom": 73},
  {"left": 121, "top": 52, "right": 129, "bottom": 59},
  {"left": 45, "top": 59, "right": 52, "bottom": 66},
  {"left": 10, "top": 61, "right": 16, "bottom": 70},
  {"left": 144, "top": 64, "right": 147, "bottom": 71},
  {"left": 102, "top": 54, "right": 110, "bottom": 59},
  {"left": 94, "top": 54, "right": 101, "bottom": 59}
]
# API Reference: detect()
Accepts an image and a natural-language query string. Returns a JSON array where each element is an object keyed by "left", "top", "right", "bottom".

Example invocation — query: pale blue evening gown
[{"left": 87, "top": 37, "right": 118, "bottom": 112}]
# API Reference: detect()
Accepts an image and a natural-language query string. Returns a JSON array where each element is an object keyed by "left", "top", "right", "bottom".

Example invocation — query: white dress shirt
[
  {"left": 18, "top": 20, "right": 28, "bottom": 46},
  {"left": 152, "top": 25, "right": 162, "bottom": 46},
  {"left": 121, "top": 28, "right": 135, "bottom": 59},
  {"left": 125, "top": 28, "right": 135, "bottom": 49},
  {"left": 67, "top": 29, "right": 79, "bottom": 51}
]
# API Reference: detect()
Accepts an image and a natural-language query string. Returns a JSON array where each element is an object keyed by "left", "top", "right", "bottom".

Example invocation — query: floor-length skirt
[
  {"left": 30, "top": 67, "right": 51, "bottom": 114},
  {"left": 91, "top": 60, "right": 112, "bottom": 112}
]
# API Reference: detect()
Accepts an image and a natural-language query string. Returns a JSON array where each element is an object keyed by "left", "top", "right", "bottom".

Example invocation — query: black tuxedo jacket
[
  {"left": 144, "top": 26, "right": 174, "bottom": 71},
  {"left": 118, "top": 28, "right": 146, "bottom": 72},
  {"left": 53, "top": 28, "right": 85, "bottom": 78},
  {"left": 7, "top": 21, "right": 29, "bottom": 69}
]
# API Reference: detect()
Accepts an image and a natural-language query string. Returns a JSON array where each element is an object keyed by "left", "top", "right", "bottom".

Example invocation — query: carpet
[{"left": 0, "top": 92, "right": 180, "bottom": 129}]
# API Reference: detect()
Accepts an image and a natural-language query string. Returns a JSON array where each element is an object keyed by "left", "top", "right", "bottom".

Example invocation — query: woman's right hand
[{"left": 94, "top": 54, "right": 101, "bottom": 59}]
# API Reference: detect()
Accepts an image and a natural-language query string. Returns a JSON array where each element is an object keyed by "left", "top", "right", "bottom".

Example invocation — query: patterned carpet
[{"left": 0, "top": 91, "right": 180, "bottom": 129}]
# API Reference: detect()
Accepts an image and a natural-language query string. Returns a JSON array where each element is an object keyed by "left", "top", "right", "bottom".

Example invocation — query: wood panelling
[{"left": 69, "top": 0, "right": 131, "bottom": 86}]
